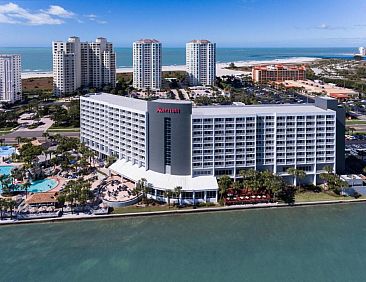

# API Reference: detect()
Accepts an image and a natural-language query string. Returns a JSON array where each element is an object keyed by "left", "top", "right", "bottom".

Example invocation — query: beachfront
[{"left": 21, "top": 57, "right": 319, "bottom": 79}]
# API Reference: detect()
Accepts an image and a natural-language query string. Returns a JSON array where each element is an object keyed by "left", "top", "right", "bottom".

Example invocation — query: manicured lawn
[
  {"left": 346, "top": 120, "right": 366, "bottom": 125},
  {"left": 112, "top": 205, "right": 178, "bottom": 214},
  {"left": 295, "top": 191, "right": 355, "bottom": 202},
  {"left": 0, "top": 127, "right": 16, "bottom": 131},
  {"left": 0, "top": 131, "right": 11, "bottom": 136}
]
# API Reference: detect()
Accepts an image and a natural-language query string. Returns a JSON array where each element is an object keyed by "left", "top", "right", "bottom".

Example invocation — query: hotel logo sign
[{"left": 156, "top": 107, "right": 181, "bottom": 114}]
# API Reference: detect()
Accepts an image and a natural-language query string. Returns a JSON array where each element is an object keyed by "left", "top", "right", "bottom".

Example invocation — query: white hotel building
[
  {"left": 53, "top": 37, "right": 116, "bottom": 96},
  {"left": 80, "top": 93, "right": 345, "bottom": 203},
  {"left": 133, "top": 39, "right": 162, "bottom": 90},
  {"left": 186, "top": 40, "right": 216, "bottom": 86},
  {"left": 0, "top": 54, "right": 22, "bottom": 103}
]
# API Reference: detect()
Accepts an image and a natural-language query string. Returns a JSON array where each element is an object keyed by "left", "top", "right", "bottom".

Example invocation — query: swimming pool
[
  {"left": 0, "top": 166, "right": 58, "bottom": 193},
  {"left": 0, "top": 165, "right": 14, "bottom": 175},
  {"left": 27, "top": 178, "right": 58, "bottom": 193},
  {"left": 0, "top": 146, "right": 15, "bottom": 157}
]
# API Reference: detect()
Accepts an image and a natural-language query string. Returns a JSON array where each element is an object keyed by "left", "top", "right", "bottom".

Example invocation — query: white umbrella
[
  {"left": 29, "top": 207, "right": 37, "bottom": 213},
  {"left": 38, "top": 206, "right": 47, "bottom": 213}
]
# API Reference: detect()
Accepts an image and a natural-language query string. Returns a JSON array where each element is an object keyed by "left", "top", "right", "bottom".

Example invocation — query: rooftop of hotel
[
  {"left": 253, "top": 64, "right": 306, "bottom": 71},
  {"left": 192, "top": 103, "right": 334, "bottom": 116},
  {"left": 188, "top": 40, "right": 212, "bottom": 44},
  {"left": 134, "top": 39, "right": 160, "bottom": 44},
  {"left": 81, "top": 93, "right": 190, "bottom": 111},
  {"left": 82, "top": 93, "right": 336, "bottom": 115}
]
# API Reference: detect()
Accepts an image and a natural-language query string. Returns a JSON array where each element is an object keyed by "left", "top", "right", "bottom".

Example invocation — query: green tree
[
  {"left": 174, "top": 186, "right": 182, "bottom": 206},
  {"left": 218, "top": 175, "right": 232, "bottom": 201},
  {"left": 136, "top": 178, "right": 148, "bottom": 204},
  {"left": 7, "top": 200, "right": 16, "bottom": 219},
  {"left": 0, "top": 198, "right": 7, "bottom": 220},
  {"left": 23, "top": 180, "right": 31, "bottom": 198},
  {"left": 163, "top": 189, "right": 173, "bottom": 207},
  {"left": 287, "top": 168, "right": 306, "bottom": 188}
]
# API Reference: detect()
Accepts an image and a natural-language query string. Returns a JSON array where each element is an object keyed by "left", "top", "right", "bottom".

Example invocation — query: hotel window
[
  {"left": 164, "top": 118, "right": 172, "bottom": 166},
  {"left": 207, "top": 191, "right": 217, "bottom": 198}
]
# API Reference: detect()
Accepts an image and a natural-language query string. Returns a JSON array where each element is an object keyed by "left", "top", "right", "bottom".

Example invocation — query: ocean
[
  {"left": 0, "top": 47, "right": 357, "bottom": 73},
  {"left": 1, "top": 203, "right": 366, "bottom": 281}
]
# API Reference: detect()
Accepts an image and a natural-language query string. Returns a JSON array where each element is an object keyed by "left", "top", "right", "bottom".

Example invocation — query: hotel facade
[
  {"left": 252, "top": 64, "right": 306, "bottom": 83},
  {"left": 133, "top": 39, "right": 162, "bottom": 90},
  {"left": 186, "top": 40, "right": 216, "bottom": 86},
  {"left": 0, "top": 54, "right": 22, "bottom": 103},
  {"left": 52, "top": 37, "right": 116, "bottom": 96},
  {"left": 80, "top": 93, "right": 345, "bottom": 204}
]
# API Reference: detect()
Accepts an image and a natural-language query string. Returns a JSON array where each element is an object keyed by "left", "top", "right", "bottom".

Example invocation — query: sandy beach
[{"left": 21, "top": 57, "right": 319, "bottom": 79}]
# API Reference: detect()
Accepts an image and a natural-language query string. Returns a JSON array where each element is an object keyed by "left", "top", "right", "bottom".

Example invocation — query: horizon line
[{"left": 0, "top": 46, "right": 359, "bottom": 49}]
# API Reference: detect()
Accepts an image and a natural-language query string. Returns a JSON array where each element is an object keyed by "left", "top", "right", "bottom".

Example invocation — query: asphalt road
[{"left": 2, "top": 130, "right": 79, "bottom": 143}]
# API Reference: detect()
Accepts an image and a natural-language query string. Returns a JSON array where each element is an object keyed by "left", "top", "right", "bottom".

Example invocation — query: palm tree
[
  {"left": 174, "top": 186, "right": 182, "bottom": 206},
  {"left": 0, "top": 198, "right": 6, "bottom": 220},
  {"left": 323, "top": 165, "right": 334, "bottom": 174},
  {"left": 136, "top": 178, "right": 148, "bottom": 203},
  {"left": 57, "top": 194, "right": 66, "bottom": 212},
  {"left": 164, "top": 189, "right": 173, "bottom": 207},
  {"left": 233, "top": 181, "right": 242, "bottom": 193},
  {"left": 23, "top": 180, "right": 31, "bottom": 198},
  {"left": 7, "top": 200, "right": 16, "bottom": 219},
  {"left": 218, "top": 175, "right": 232, "bottom": 201},
  {"left": 287, "top": 168, "right": 306, "bottom": 188},
  {"left": 0, "top": 174, "right": 9, "bottom": 194},
  {"left": 240, "top": 169, "right": 261, "bottom": 192}
]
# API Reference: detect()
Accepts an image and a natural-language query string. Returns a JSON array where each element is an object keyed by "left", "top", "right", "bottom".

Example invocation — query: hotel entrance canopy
[{"left": 110, "top": 160, "right": 218, "bottom": 191}]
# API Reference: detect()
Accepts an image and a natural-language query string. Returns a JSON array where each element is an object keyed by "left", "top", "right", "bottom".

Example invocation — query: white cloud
[
  {"left": 318, "top": 23, "right": 330, "bottom": 29},
  {"left": 85, "top": 13, "right": 107, "bottom": 24},
  {"left": 86, "top": 14, "right": 97, "bottom": 19},
  {"left": 44, "top": 5, "right": 75, "bottom": 18},
  {"left": 314, "top": 23, "right": 347, "bottom": 30},
  {"left": 0, "top": 2, "right": 75, "bottom": 25}
]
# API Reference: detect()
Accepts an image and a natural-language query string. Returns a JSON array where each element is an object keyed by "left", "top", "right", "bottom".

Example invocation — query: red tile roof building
[{"left": 252, "top": 64, "right": 306, "bottom": 83}]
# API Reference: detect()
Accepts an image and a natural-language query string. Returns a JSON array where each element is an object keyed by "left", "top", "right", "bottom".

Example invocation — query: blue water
[
  {"left": 27, "top": 178, "right": 57, "bottom": 193},
  {"left": 0, "top": 166, "right": 57, "bottom": 193},
  {"left": 0, "top": 47, "right": 357, "bottom": 72},
  {"left": 0, "top": 146, "right": 15, "bottom": 157},
  {"left": 0, "top": 165, "right": 14, "bottom": 175},
  {"left": 0, "top": 204, "right": 366, "bottom": 281}
]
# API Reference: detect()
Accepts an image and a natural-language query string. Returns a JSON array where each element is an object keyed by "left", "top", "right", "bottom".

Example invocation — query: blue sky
[{"left": 0, "top": 0, "right": 365, "bottom": 47}]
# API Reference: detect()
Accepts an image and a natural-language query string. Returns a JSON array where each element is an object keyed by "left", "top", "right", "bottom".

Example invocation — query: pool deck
[{"left": 48, "top": 176, "right": 66, "bottom": 192}]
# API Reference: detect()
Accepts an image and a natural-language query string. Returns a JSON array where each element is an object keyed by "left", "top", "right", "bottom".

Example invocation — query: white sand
[{"left": 21, "top": 57, "right": 320, "bottom": 79}]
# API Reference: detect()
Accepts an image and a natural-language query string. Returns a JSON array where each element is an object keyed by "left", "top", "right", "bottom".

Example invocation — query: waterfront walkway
[{"left": 1, "top": 198, "right": 366, "bottom": 226}]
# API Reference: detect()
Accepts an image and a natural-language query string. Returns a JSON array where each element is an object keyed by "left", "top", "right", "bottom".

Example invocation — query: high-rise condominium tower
[
  {"left": 186, "top": 40, "right": 216, "bottom": 86},
  {"left": 0, "top": 54, "right": 22, "bottom": 103},
  {"left": 133, "top": 39, "right": 162, "bottom": 90},
  {"left": 52, "top": 37, "right": 116, "bottom": 96}
]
